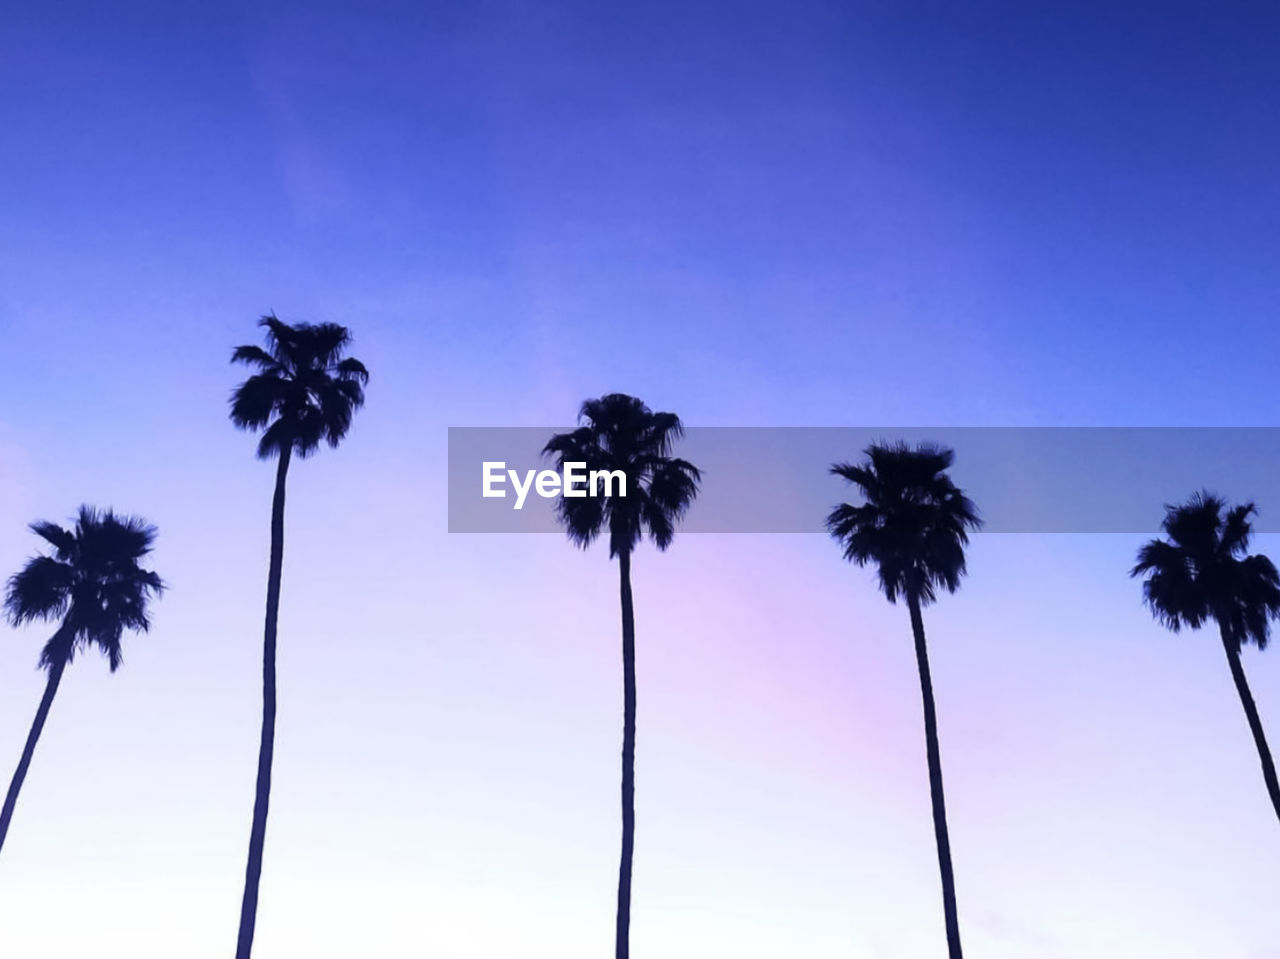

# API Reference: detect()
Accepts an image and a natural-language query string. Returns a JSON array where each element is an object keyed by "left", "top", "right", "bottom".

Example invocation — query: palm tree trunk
[
  {"left": 906, "top": 591, "right": 964, "bottom": 959},
  {"left": 1220, "top": 627, "right": 1280, "bottom": 824},
  {"left": 0, "top": 646, "right": 68, "bottom": 857},
  {"left": 615, "top": 548, "right": 637, "bottom": 959},
  {"left": 236, "top": 446, "right": 291, "bottom": 958}
]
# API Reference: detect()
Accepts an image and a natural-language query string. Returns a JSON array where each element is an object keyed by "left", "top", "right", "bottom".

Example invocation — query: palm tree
[
  {"left": 544, "top": 393, "right": 700, "bottom": 959},
  {"left": 826, "top": 442, "right": 979, "bottom": 959},
  {"left": 1132, "top": 491, "right": 1280, "bottom": 825},
  {"left": 229, "top": 314, "right": 368, "bottom": 958},
  {"left": 0, "top": 507, "right": 163, "bottom": 857}
]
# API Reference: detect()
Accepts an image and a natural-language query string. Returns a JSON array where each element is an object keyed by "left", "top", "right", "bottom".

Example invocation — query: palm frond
[
  {"left": 29, "top": 520, "right": 76, "bottom": 559},
  {"left": 76, "top": 506, "right": 157, "bottom": 562},
  {"left": 259, "top": 314, "right": 302, "bottom": 366},
  {"left": 546, "top": 394, "right": 698, "bottom": 557},
  {"left": 1222, "top": 503, "right": 1257, "bottom": 557},
  {"left": 827, "top": 442, "right": 980, "bottom": 605},
  {"left": 230, "top": 373, "right": 289, "bottom": 430},
  {"left": 5, "top": 555, "right": 73, "bottom": 624},
  {"left": 231, "top": 315, "right": 368, "bottom": 460},
  {"left": 38, "top": 629, "right": 75, "bottom": 671},
  {"left": 644, "top": 458, "right": 700, "bottom": 550},
  {"left": 230, "top": 344, "right": 281, "bottom": 373},
  {"left": 308, "top": 322, "right": 354, "bottom": 366},
  {"left": 9, "top": 506, "right": 163, "bottom": 672},
  {"left": 1135, "top": 493, "right": 1279, "bottom": 650},
  {"left": 290, "top": 405, "right": 328, "bottom": 458},
  {"left": 336, "top": 357, "right": 370, "bottom": 384},
  {"left": 255, "top": 417, "right": 296, "bottom": 460}
]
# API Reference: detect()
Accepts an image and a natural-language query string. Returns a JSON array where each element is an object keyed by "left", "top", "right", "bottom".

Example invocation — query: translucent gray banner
[{"left": 447, "top": 427, "right": 1280, "bottom": 534}]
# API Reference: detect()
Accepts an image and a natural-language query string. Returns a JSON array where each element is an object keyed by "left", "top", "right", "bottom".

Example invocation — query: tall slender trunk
[
  {"left": 906, "top": 591, "right": 963, "bottom": 959},
  {"left": 0, "top": 634, "right": 69, "bottom": 857},
  {"left": 1219, "top": 625, "right": 1280, "bottom": 824},
  {"left": 615, "top": 548, "right": 637, "bottom": 959},
  {"left": 236, "top": 447, "right": 291, "bottom": 958}
]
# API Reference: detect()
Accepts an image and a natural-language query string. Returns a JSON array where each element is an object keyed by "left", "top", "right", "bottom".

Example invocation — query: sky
[{"left": 2, "top": 2, "right": 1280, "bottom": 956}]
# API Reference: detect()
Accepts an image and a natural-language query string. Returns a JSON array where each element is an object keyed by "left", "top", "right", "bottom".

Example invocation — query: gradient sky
[{"left": 3, "top": 2, "right": 1280, "bottom": 956}]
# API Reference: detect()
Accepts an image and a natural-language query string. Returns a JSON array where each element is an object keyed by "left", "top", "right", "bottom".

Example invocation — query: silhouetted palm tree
[
  {"left": 229, "top": 315, "right": 368, "bottom": 958},
  {"left": 827, "top": 442, "right": 979, "bottom": 959},
  {"left": 1132, "top": 492, "right": 1280, "bottom": 825},
  {"left": 544, "top": 394, "right": 700, "bottom": 959},
  {"left": 0, "top": 507, "right": 162, "bottom": 857}
]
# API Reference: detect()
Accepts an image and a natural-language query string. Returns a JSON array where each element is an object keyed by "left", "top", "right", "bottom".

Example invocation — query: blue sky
[
  {"left": 6, "top": 1, "right": 1279, "bottom": 429},
  {"left": 2, "top": 3, "right": 1280, "bottom": 957}
]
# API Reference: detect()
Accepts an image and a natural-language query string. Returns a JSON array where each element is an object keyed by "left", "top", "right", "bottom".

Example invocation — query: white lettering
[
  {"left": 563, "top": 462, "right": 587, "bottom": 497},
  {"left": 484, "top": 462, "right": 627, "bottom": 509},
  {"left": 536, "top": 471, "right": 561, "bottom": 498},
  {"left": 591, "top": 469, "right": 627, "bottom": 498},
  {"left": 482, "top": 462, "right": 506, "bottom": 497},
  {"left": 509, "top": 468, "right": 536, "bottom": 510}
]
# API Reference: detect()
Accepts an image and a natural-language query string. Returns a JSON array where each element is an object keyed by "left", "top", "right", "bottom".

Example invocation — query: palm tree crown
[
  {"left": 4, "top": 506, "right": 163, "bottom": 671},
  {"left": 827, "top": 442, "right": 981, "bottom": 604},
  {"left": 543, "top": 393, "right": 701, "bottom": 557},
  {"left": 1132, "top": 491, "right": 1280, "bottom": 651},
  {"left": 230, "top": 314, "right": 370, "bottom": 459}
]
